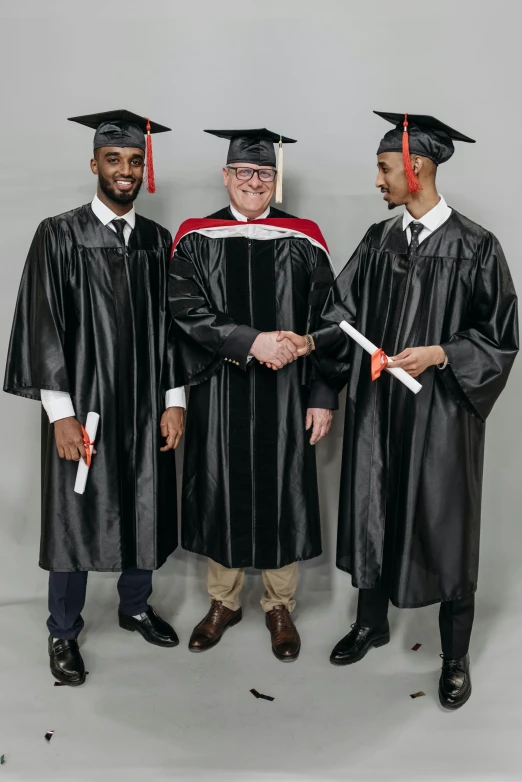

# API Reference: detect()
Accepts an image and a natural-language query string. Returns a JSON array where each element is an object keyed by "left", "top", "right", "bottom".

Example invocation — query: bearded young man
[
  {"left": 168, "top": 128, "right": 336, "bottom": 662},
  {"left": 279, "top": 112, "right": 518, "bottom": 708},
  {"left": 4, "top": 110, "right": 185, "bottom": 686}
]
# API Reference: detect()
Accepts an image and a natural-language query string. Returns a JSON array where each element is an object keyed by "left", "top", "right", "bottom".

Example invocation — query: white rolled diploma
[
  {"left": 74, "top": 412, "right": 100, "bottom": 495},
  {"left": 339, "top": 321, "right": 422, "bottom": 394}
]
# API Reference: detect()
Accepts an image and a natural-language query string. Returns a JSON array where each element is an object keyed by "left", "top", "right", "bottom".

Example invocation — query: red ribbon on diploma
[
  {"left": 81, "top": 425, "right": 94, "bottom": 468},
  {"left": 371, "top": 348, "right": 389, "bottom": 381}
]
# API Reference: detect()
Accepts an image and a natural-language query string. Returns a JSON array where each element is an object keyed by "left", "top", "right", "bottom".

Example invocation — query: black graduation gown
[
  {"left": 4, "top": 204, "right": 179, "bottom": 572},
  {"left": 169, "top": 206, "right": 337, "bottom": 569},
  {"left": 313, "top": 210, "right": 518, "bottom": 607}
]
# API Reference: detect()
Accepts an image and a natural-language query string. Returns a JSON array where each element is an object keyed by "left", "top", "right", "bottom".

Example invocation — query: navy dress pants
[{"left": 47, "top": 568, "right": 153, "bottom": 639}]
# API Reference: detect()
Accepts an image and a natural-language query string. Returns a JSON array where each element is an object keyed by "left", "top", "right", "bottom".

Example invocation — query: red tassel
[
  {"left": 146, "top": 118, "right": 155, "bottom": 194},
  {"left": 371, "top": 348, "right": 388, "bottom": 381},
  {"left": 402, "top": 113, "right": 423, "bottom": 194}
]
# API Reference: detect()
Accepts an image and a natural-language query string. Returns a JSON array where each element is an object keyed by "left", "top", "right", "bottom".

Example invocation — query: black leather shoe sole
[
  {"left": 272, "top": 644, "right": 300, "bottom": 662},
  {"left": 330, "top": 632, "right": 390, "bottom": 666},
  {"left": 438, "top": 683, "right": 472, "bottom": 710},
  {"left": 188, "top": 610, "right": 243, "bottom": 653},
  {"left": 118, "top": 616, "right": 179, "bottom": 648}
]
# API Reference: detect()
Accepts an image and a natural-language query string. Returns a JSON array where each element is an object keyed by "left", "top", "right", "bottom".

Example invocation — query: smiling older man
[{"left": 168, "top": 128, "right": 337, "bottom": 661}]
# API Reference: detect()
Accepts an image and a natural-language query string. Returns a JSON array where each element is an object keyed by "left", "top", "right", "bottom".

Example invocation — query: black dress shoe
[
  {"left": 330, "top": 621, "right": 390, "bottom": 666},
  {"left": 48, "top": 636, "right": 86, "bottom": 686},
  {"left": 439, "top": 653, "right": 471, "bottom": 710},
  {"left": 118, "top": 607, "right": 179, "bottom": 648}
]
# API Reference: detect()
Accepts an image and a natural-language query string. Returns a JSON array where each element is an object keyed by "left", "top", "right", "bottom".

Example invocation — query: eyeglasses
[{"left": 226, "top": 166, "right": 277, "bottom": 182}]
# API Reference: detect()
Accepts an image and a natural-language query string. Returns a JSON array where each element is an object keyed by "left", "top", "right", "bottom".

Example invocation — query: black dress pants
[
  {"left": 356, "top": 587, "right": 475, "bottom": 659},
  {"left": 47, "top": 568, "right": 153, "bottom": 640}
]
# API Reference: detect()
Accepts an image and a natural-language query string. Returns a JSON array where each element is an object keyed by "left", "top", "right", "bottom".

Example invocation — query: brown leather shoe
[
  {"left": 265, "top": 605, "right": 301, "bottom": 662},
  {"left": 188, "top": 600, "right": 242, "bottom": 652}
]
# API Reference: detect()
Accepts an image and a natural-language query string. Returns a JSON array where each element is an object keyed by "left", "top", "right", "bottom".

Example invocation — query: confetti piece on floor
[
  {"left": 411, "top": 643, "right": 422, "bottom": 651},
  {"left": 410, "top": 691, "right": 425, "bottom": 699},
  {"left": 250, "top": 688, "right": 274, "bottom": 702},
  {"left": 44, "top": 731, "right": 54, "bottom": 742}
]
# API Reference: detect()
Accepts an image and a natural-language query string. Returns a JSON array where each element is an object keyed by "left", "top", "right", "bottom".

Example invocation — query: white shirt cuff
[
  {"left": 41, "top": 390, "right": 76, "bottom": 423},
  {"left": 165, "top": 387, "right": 186, "bottom": 409}
]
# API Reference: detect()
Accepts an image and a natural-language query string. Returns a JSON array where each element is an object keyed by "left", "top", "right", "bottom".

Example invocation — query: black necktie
[
  {"left": 408, "top": 221, "right": 423, "bottom": 257},
  {"left": 111, "top": 218, "right": 126, "bottom": 244}
]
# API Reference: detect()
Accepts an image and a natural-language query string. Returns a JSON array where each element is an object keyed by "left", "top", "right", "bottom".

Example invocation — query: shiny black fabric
[
  {"left": 228, "top": 137, "right": 276, "bottom": 166},
  {"left": 204, "top": 129, "right": 296, "bottom": 166},
  {"left": 313, "top": 210, "right": 518, "bottom": 607},
  {"left": 68, "top": 110, "right": 171, "bottom": 150},
  {"left": 377, "top": 124, "right": 455, "bottom": 165},
  {"left": 4, "top": 204, "right": 178, "bottom": 571},
  {"left": 374, "top": 112, "right": 475, "bottom": 165},
  {"left": 169, "top": 206, "right": 335, "bottom": 569}
]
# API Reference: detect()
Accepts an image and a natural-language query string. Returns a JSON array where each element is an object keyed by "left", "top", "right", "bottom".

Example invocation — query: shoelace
[
  {"left": 207, "top": 601, "right": 227, "bottom": 625},
  {"left": 270, "top": 609, "right": 295, "bottom": 642},
  {"left": 440, "top": 654, "right": 465, "bottom": 673}
]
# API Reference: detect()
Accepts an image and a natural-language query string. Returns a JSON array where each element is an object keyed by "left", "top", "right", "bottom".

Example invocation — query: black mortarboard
[
  {"left": 68, "top": 110, "right": 172, "bottom": 193},
  {"left": 375, "top": 112, "right": 476, "bottom": 193},
  {"left": 204, "top": 128, "right": 297, "bottom": 202}
]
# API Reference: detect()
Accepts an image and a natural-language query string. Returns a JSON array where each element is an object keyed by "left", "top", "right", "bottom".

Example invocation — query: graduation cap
[
  {"left": 375, "top": 112, "right": 476, "bottom": 194},
  {"left": 68, "top": 110, "right": 172, "bottom": 194},
  {"left": 204, "top": 128, "right": 297, "bottom": 203}
]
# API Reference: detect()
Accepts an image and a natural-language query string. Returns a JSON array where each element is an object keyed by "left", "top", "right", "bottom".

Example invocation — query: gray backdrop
[{"left": 0, "top": 1, "right": 520, "bottom": 780}]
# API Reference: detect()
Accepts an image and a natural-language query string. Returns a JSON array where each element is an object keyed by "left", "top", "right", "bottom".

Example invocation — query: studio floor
[{"left": 0, "top": 561, "right": 521, "bottom": 782}]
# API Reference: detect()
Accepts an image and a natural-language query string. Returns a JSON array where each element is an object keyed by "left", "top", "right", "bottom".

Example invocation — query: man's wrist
[
  {"left": 433, "top": 346, "right": 447, "bottom": 367},
  {"left": 304, "top": 334, "right": 315, "bottom": 355},
  {"left": 54, "top": 415, "right": 77, "bottom": 427}
]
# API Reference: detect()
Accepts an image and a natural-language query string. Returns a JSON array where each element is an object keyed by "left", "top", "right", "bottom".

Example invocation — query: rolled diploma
[
  {"left": 339, "top": 321, "right": 422, "bottom": 394},
  {"left": 74, "top": 412, "right": 100, "bottom": 495}
]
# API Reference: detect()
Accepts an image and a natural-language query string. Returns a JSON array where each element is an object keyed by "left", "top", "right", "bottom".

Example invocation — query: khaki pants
[{"left": 207, "top": 558, "right": 298, "bottom": 613}]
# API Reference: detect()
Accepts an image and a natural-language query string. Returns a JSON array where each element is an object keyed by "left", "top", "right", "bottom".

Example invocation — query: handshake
[{"left": 250, "top": 331, "right": 314, "bottom": 370}]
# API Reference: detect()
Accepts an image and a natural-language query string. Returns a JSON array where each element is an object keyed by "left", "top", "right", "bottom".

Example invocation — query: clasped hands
[
  {"left": 250, "top": 331, "right": 446, "bottom": 378},
  {"left": 250, "top": 331, "right": 310, "bottom": 370}
]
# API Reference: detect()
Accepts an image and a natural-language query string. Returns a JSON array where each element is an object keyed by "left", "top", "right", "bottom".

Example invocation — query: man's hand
[
  {"left": 277, "top": 330, "right": 309, "bottom": 355},
  {"left": 260, "top": 331, "right": 310, "bottom": 370},
  {"left": 250, "top": 331, "right": 299, "bottom": 369},
  {"left": 306, "top": 408, "right": 333, "bottom": 445},
  {"left": 54, "top": 417, "right": 89, "bottom": 463},
  {"left": 389, "top": 346, "right": 446, "bottom": 378},
  {"left": 160, "top": 407, "right": 185, "bottom": 451}
]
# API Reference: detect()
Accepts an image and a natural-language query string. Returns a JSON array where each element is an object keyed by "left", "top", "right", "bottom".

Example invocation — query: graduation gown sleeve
[
  {"left": 169, "top": 233, "right": 252, "bottom": 384},
  {"left": 161, "top": 229, "right": 183, "bottom": 393},
  {"left": 307, "top": 247, "right": 339, "bottom": 409},
  {"left": 440, "top": 232, "right": 518, "bottom": 422},
  {"left": 311, "top": 227, "right": 375, "bottom": 392},
  {"left": 4, "top": 218, "right": 71, "bottom": 400}
]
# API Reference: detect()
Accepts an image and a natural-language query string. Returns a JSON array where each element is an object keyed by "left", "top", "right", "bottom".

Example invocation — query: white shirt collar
[
  {"left": 403, "top": 194, "right": 450, "bottom": 233},
  {"left": 91, "top": 194, "right": 136, "bottom": 229},
  {"left": 229, "top": 203, "right": 271, "bottom": 222}
]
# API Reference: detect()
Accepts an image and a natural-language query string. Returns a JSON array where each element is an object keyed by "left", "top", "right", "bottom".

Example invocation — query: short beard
[
  {"left": 387, "top": 201, "right": 398, "bottom": 211},
  {"left": 98, "top": 172, "right": 142, "bottom": 205}
]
